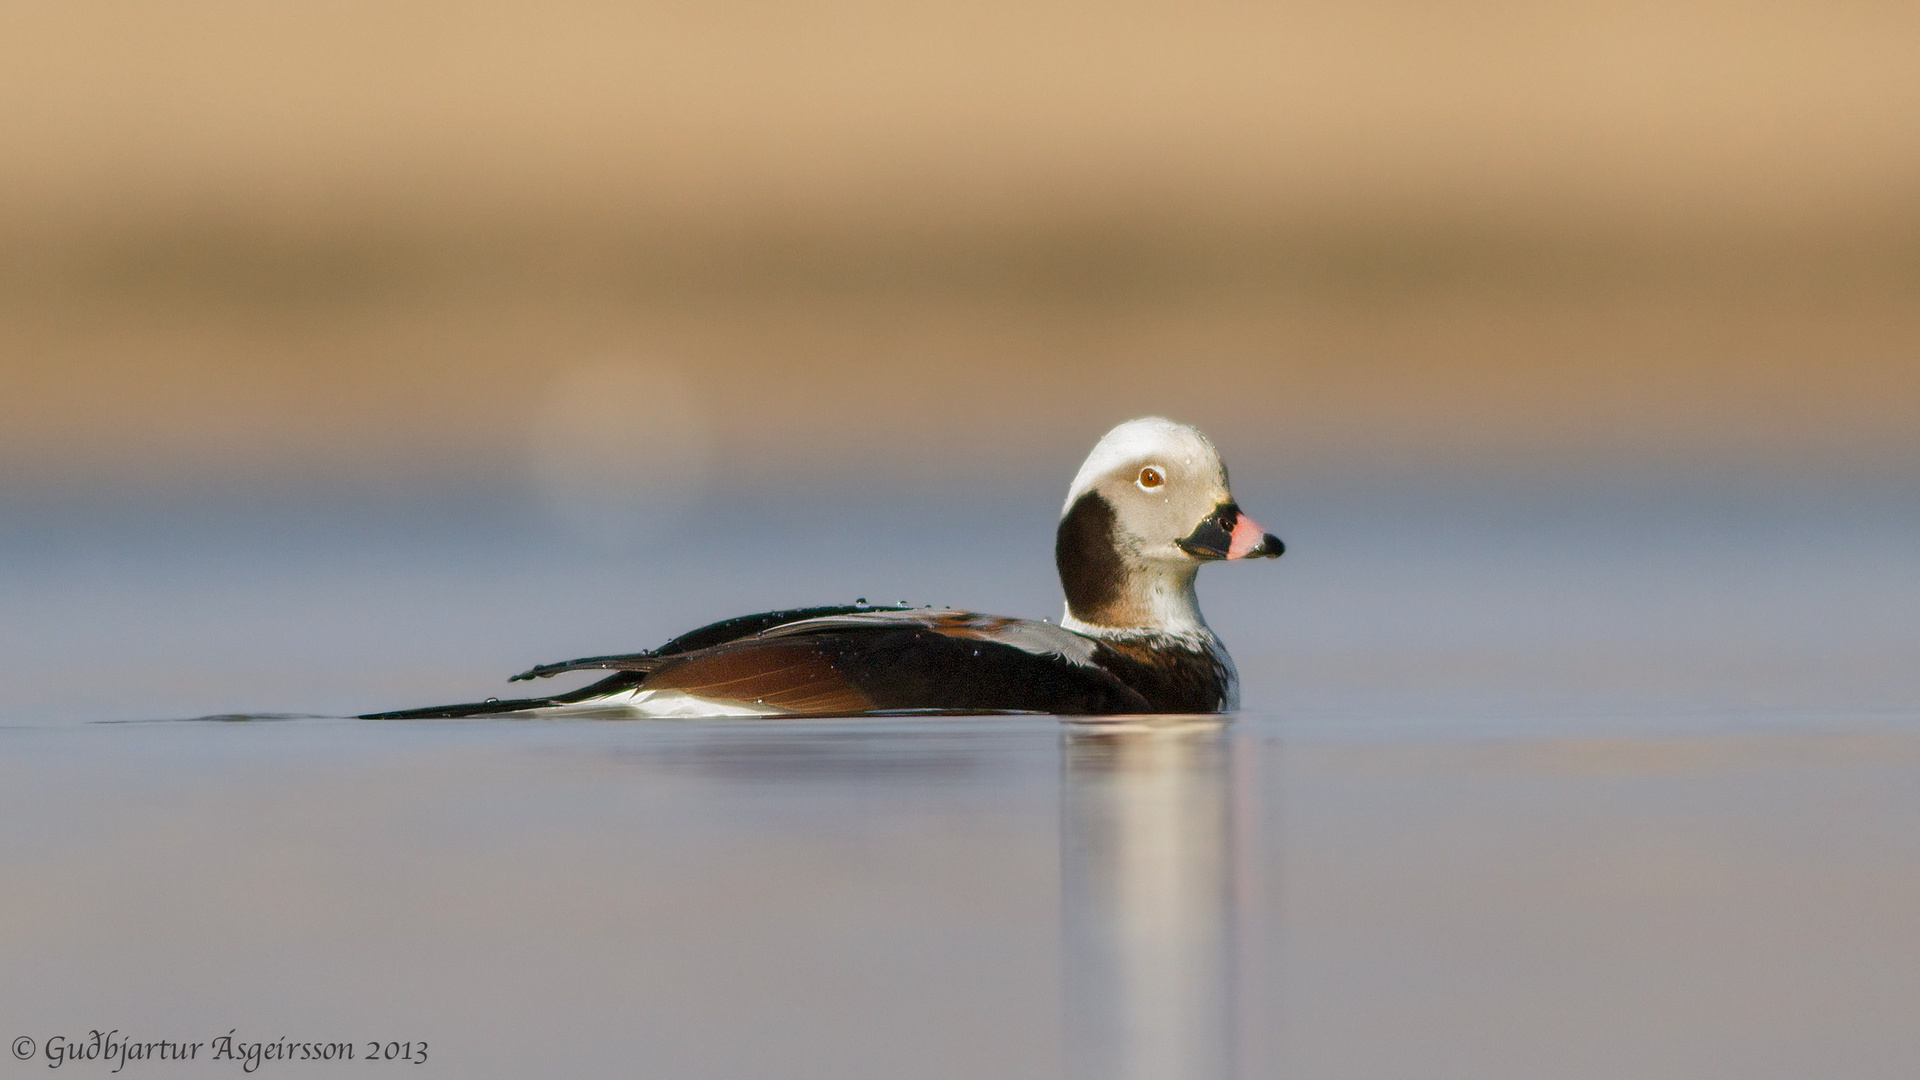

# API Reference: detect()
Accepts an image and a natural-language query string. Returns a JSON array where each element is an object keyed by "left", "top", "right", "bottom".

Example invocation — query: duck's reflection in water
[{"left": 1062, "top": 718, "right": 1237, "bottom": 1080}]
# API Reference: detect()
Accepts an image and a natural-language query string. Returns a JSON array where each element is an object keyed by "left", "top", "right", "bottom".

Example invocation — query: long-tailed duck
[{"left": 365, "top": 417, "right": 1281, "bottom": 718}]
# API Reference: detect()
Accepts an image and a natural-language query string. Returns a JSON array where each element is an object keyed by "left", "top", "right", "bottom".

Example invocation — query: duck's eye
[{"left": 1137, "top": 466, "right": 1165, "bottom": 489}]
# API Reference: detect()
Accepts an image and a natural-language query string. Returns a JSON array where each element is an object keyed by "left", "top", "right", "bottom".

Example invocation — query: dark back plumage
[{"left": 363, "top": 607, "right": 1180, "bottom": 718}]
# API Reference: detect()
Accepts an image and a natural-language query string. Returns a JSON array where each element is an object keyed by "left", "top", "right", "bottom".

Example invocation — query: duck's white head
[{"left": 1055, "top": 417, "right": 1282, "bottom": 637}]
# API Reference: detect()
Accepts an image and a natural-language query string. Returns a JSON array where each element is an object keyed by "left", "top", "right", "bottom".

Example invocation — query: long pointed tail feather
[
  {"left": 509, "top": 652, "right": 660, "bottom": 682},
  {"left": 360, "top": 671, "right": 648, "bottom": 719}
]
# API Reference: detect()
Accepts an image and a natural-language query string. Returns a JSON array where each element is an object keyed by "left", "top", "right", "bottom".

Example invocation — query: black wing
[
  {"left": 792, "top": 614, "right": 1151, "bottom": 715},
  {"left": 506, "top": 604, "right": 913, "bottom": 682},
  {"left": 613, "top": 610, "right": 1149, "bottom": 715}
]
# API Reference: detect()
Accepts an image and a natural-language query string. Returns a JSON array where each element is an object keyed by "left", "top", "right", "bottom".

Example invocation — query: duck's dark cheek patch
[{"left": 1056, "top": 492, "right": 1125, "bottom": 623}]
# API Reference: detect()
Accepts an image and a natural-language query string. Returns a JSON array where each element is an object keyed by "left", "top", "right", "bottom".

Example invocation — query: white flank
[{"left": 529, "top": 688, "right": 782, "bottom": 719}]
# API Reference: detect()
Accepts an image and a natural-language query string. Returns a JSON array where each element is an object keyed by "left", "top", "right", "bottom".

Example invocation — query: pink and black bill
[{"left": 1175, "top": 503, "right": 1284, "bottom": 561}]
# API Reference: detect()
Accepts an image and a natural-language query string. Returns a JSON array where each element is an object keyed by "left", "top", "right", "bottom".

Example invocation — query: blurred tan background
[{"left": 2, "top": 0, "right": 1917, "bottom": 490}]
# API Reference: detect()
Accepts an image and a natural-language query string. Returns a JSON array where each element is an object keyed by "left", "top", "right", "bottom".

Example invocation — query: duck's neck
[
  {"left": 1060, "top": 568, "right": 1212, "bottom": 643},
  {"left": 1056, "top": 492, "right": 1212, "bottom": 642}
]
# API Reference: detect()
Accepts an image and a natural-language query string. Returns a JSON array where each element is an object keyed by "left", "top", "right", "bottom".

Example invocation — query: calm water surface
[
  {"left": 6, "top": 712, "right": 1920, "bottom": 1078},
  {"left": 2, "top": 477, "right": 1917, "bottom": 1077}
]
